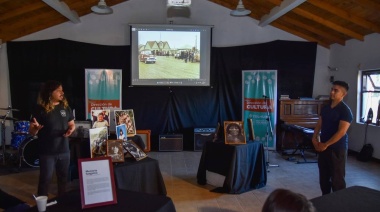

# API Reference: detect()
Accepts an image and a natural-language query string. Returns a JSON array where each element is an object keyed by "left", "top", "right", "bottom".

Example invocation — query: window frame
[{"left": 358, "top": 69, "right": 380, "bottom": 125}]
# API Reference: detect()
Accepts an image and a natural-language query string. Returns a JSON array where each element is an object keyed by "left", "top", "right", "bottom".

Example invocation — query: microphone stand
[{"left": 264, "top": 96, "right": 279, "bottom": 171}]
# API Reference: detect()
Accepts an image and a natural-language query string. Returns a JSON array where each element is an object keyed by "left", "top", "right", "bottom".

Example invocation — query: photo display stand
[{"left": 78, "top": 157, "right": 117, "bottom": 209}]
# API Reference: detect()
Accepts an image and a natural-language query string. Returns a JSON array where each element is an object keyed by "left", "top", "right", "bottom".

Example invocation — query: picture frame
[
  {"left": 116, "top": 124, "right": 127, "bottom": 140},
  {"left": 78, "top": 157, "right": 117, "bottom": 209},
  {"left": 136, "top": 130, "right": 151, "bottom": 152},
  {"left": 89, "top": 127, "right": 108, "bottom": 158},
  {"left": 247, "top": 118, "right": 255, "bottom": 141},
  {"left": 114, "top": 109, "right": 136, "bottom": 137},
  {"left": 212, "top": 122, "right": 220, "bottom": 142},
  {"left": 70, "top": 120, "right": 92, "bottom": 138},
  {"left": 91, "top": 109, "right": 110, "bottom": 135},
  {"left": 122, "top": 140, "right": 147, "bottom": 161},
  {"left": 224, "top": 121, "right": 246, "bottom": 145},
  {"left": 107, "top": 140, "right": 125, "bottom": 163}
]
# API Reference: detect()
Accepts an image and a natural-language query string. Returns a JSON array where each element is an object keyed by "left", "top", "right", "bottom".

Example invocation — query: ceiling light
[
  {"left": 230, "top": 0, "right": 251, "bottom": 17},
  {"left": 91, "top": 0, "right": 113, "bottom": 15}
]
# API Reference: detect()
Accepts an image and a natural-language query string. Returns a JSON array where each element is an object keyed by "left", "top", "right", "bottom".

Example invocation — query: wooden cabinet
[{"left": 279, "top": 99, "right": 329, "bottom": 128}]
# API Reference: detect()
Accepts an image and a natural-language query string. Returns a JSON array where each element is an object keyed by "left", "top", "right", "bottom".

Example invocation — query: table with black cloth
[
  {"left": 310, "top": 186, "right": 380, "bottom": 212},
  {"left": 197, "top": 140, "right": 267, "bottom": 194},
  {"left": 27, "top": 189, "right": 176, "bottom": 212},
  {"left": 113, "top": 157, "right": 167, "bottom": 195}
]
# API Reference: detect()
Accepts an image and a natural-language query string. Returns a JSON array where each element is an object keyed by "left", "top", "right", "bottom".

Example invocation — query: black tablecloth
[
  {"left": 197, "top": 140, "right": 267, "bottom": 194},
  {"left": 114, "top": 157, "right": 167, "bottom": 195},
  {"left": 310, "top": 186, "right": 380, "bottom": 212},
  {"left": 27, "top": 189, "right": 176, "bottom": 212}
]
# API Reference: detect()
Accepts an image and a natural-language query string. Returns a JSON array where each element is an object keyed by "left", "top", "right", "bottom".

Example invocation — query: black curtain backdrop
[{"left": 7, "top": 38, "right": 317, "bottom": 150}]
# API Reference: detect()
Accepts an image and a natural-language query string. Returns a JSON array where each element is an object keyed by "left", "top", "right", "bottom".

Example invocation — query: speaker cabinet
[
  {"left": 159, "top": 134, "right": 183, "bottom": 151},
  {"left": 194, "top": 128, "right": 215, "bottom": 151}
]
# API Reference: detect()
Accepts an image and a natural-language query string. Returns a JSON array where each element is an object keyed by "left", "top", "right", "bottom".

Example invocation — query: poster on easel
[
  {"left": 242, "top": 70, "right": 277, "bottom": 149},
  {"left": 85, "top": 69, "right": 122, "bottom": 132}
]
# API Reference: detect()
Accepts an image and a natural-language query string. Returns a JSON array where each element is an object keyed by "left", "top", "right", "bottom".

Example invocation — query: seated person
[
  {"left": 0, "top": 189, "right": 30, "bottom": 211},
  {"left": 262, "top": 188, "right": 316, "bottom": 212}
]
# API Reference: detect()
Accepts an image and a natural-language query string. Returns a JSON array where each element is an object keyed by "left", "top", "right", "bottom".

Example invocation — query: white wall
[
  {"left": 1, "top": 0, "right": 331, "bottom": 145},
  {"left": 329, "top": 33, "right": 380, "bottom": 159}
]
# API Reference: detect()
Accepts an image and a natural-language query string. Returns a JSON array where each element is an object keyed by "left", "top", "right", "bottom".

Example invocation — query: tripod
[{"left": 263, "top": 96, "right": 279, "bottom": 171}]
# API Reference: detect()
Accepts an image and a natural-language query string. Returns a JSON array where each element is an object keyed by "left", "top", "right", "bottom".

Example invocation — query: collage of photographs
[{"left": 88, "top": 109, "right": 147, "bottom": 162}]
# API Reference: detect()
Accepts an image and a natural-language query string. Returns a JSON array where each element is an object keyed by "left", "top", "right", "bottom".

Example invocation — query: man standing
[
  {"left": 312, "top": 81, "right": 353, "bottom": 195},
  {"left": 29, "top": 80, "right": 75, "bottom": 196}
]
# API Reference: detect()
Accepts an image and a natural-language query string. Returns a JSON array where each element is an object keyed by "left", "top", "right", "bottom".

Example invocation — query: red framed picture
[{"left": 78, "top": 157, "right": 117, "bottom": 209}]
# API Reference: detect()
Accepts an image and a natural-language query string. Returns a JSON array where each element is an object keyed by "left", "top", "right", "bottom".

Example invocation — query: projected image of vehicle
[{"left": 139, "top": 51, "right": 156, "bottom": 64}]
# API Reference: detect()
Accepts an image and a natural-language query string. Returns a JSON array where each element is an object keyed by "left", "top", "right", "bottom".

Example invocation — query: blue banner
[{"left": 242, "top": 70, "right": 277, "bottom": 149}]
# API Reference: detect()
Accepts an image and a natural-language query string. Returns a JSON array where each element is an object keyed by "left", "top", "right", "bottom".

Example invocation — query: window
[{"left": 358, "top": 69, "right": 380, "bottom": 125}]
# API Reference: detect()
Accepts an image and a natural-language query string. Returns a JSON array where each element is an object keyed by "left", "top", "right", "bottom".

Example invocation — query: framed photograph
[
  {"left": 107, "top": 140, "right": 125, "bottom": 163},
  {"left": 114, "top": 109, "right": 136, "bottom": 137},
  {"left": 212, "top": 122, "right": 220, "bottom": 142},
  {"left": 122, "top": 140, "right": 147, "bottom": 161},
  {"left": 91, "top": 110, "right": 110, "bottom": 135},
  {"left": 247, "top": 118, "right": 255, "bottom": 141},
  {"left": 224, "top": 121, "right": 246, "bottom": 144},
  {"left": 89, "top": 127, "right": 108, "bottom": 158},
  {"left": 70, "top": 120, "right": 92, "bottom": 138},
  {"left": 116, "top": 124, "right": 127, "bottom": 140},
  {"left": 136, "top": 130, "right": 151, "bottom": 152},
  {"left": 78, "top": 157, "right": 117, "bottom": 209}
]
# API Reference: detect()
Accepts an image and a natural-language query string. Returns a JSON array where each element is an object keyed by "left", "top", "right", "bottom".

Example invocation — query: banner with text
[
  {"left": 85, "top": 69, "right": 122, "bottom": 120},
  {"left": 242, "top": 70, "right": 277, "bottom": 149}
]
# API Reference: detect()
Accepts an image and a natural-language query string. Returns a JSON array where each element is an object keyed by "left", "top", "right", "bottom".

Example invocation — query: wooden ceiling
[{"left": 1, "top": 0, "right": 379, "bottom": 48}]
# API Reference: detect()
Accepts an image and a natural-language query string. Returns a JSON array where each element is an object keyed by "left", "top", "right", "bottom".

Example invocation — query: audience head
[{"left": 262, "top": 188, "right": 316, "bottom": 212}]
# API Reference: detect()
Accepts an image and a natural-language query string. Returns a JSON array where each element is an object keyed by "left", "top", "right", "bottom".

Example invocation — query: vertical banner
[
  {"left": 85, "top": 69, "right": 122, "bottom": 121},
  {"left": 242, "top": 70, "right": 277, "bottom": 149}
]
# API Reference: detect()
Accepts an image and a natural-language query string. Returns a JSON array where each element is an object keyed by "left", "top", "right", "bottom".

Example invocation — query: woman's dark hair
[
  {"left": 226, "top": 123, "right": 242, "bottom": 134},
  {"left": 37, "top": 80, "right": 68, "bottom": 112},
  {"left": 262, "top": 189, "right": 316, "bottom": 212}
]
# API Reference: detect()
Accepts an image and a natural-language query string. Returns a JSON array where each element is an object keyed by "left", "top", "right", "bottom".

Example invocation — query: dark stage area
[{"left": 7, "top": 39, "right": 317, "bottom": 151}]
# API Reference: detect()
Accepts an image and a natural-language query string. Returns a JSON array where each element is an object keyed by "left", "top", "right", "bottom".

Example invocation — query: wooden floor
[{"left": 1, "top": 150, "right": 380, "bottom": 212}]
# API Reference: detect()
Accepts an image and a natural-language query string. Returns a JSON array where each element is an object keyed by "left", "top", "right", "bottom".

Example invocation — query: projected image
[
  {"left": 130, "top": 24, "right": 212, "bottom": 86},
  {"left": 138, "top": 31, "right": 200, "bottom": 80}
]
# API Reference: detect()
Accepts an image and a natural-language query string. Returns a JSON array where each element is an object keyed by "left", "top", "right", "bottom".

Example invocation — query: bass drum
[{"left": 19, "top": 136, "right": 40, "bottom": 167}]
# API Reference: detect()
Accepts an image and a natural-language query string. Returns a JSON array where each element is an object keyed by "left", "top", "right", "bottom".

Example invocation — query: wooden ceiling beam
[
  {"left": 308, "top": 0, "right": 380, "bottom": 33},
  {"left": 280, "top": 15, "right": 346, "bottom": 45},
  {"left": 355, "top": 0, "right": 380, "bottom": 11},
  {"left": 293, "top": 7, "right": 364, "bottom": 41},
  {"left": 0, "top": 2, "right": 46, "bottom": 22},
  {"left": 271, "top": 22, "right": 330, "bottom": 48},
  {"left": 259, "top": 0, "right": 306, "bottom": 27}
]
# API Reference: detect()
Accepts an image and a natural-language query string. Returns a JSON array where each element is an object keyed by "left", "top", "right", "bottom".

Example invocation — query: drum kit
[{"left": 0, "top": 106, "right": 39, "bottom": 168}]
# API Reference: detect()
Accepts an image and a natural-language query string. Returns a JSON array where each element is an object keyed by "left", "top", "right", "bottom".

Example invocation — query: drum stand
[{"left": 264, "top": 96, "right": 279, "bottom": 172}]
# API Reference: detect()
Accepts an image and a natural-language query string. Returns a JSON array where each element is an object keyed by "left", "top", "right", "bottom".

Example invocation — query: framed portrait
[
  {"left": 224, "top": 121, "right": 246, "bottom": 145},
  {"left": 116, "top": 124, "right": 127, "bottom": 140},
  {"left": 114, "top": 109, "right": 136, "bottom": 137},
  {"left": 89, "top": 127, "right": 108, "bottom": 158},
  {"left": 78, "top": 157, "right": 117, "bottom": 209},
  {"left": 91, "top": 110, "right": 110, "bottom": 135},
  {"left": 122, "top": 140, "right": 147, "bottom": 161},
  {"left": 70, "top": 120, "right": 92, "bottom": 138},
  {"left": 136, "top": 130, "right": 151, "bottom": 152},
  {"left": 107, "top": 140, "right": 125, "bottom": 163}
]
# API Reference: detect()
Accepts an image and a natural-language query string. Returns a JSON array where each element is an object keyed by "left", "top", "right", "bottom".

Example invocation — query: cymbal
[
  {"left": 0, "top": 107, "right": 20, "bottom": 111},
  {"left": 0, "top": 116, "right": 18, "bottom": 121}
]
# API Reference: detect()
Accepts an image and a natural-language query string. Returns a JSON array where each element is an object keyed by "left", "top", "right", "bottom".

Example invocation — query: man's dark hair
[{"left": 333, "top": 81, "right": 349, "bottom": 91}]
